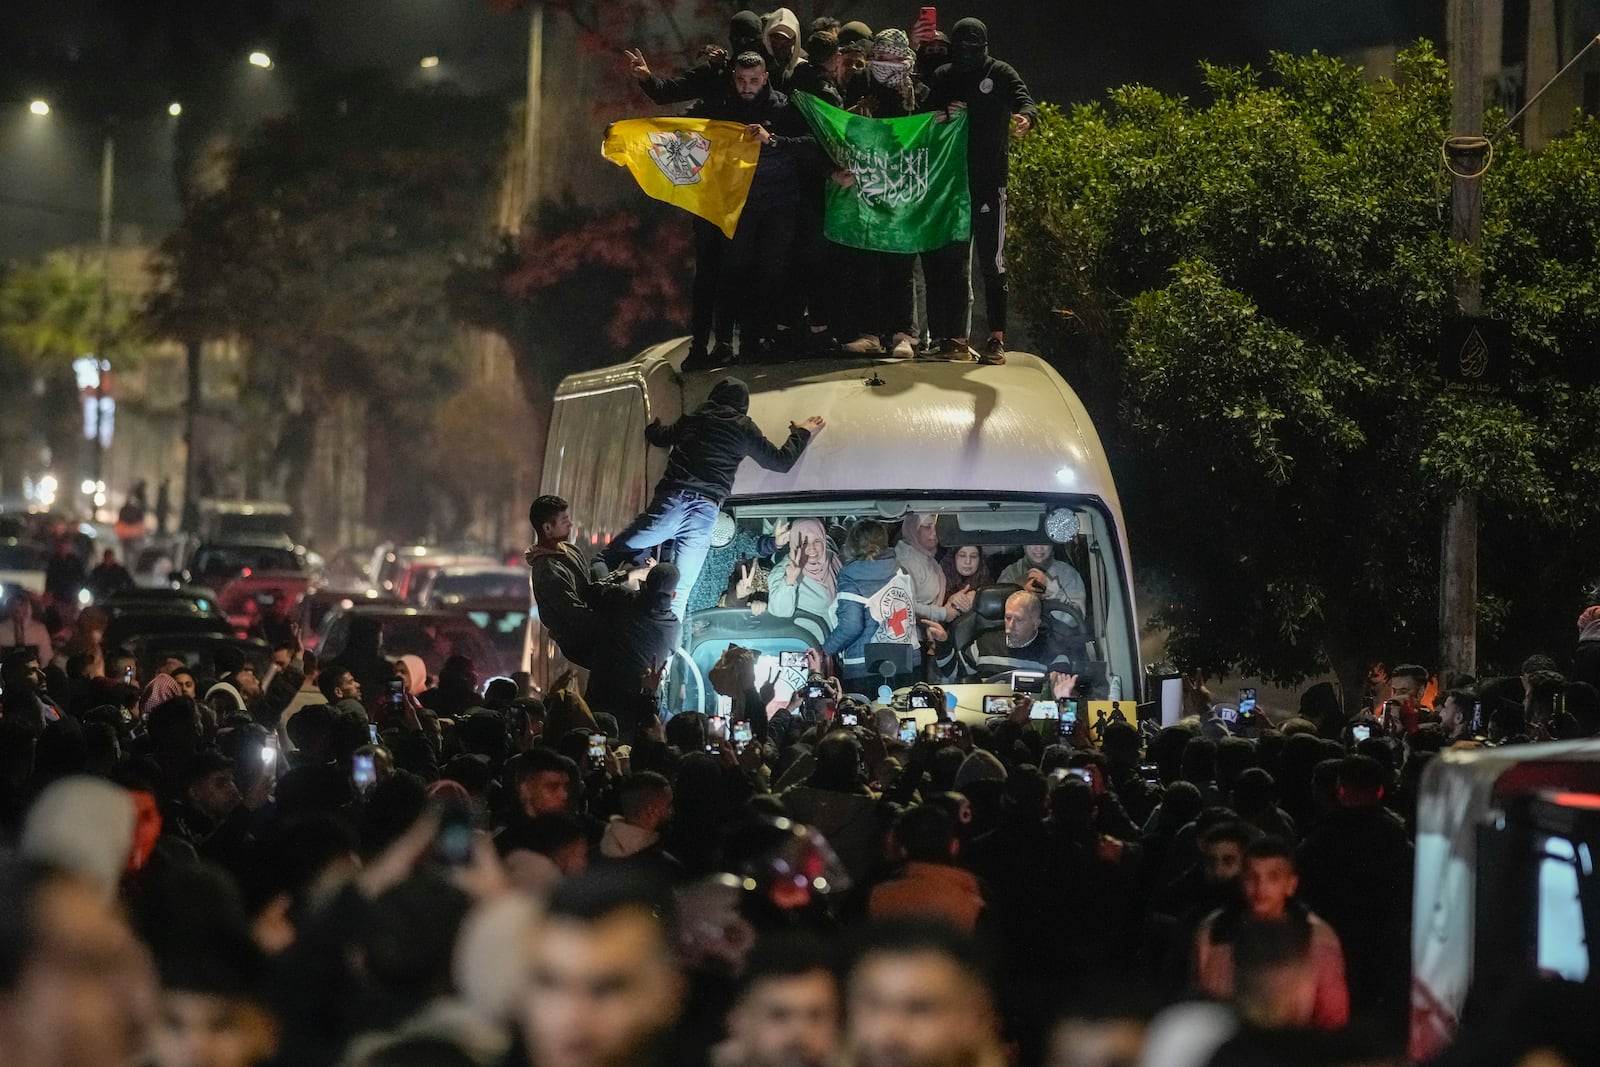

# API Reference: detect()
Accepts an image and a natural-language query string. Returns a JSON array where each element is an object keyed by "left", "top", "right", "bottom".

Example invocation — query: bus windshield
[{"left": 671, "top": 495, "right": 1137, "bottom": 713}]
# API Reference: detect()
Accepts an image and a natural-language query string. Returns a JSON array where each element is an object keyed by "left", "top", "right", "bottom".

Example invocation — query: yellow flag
[{"left": 602, "top": 118, "right": 761, "bottom": 238}]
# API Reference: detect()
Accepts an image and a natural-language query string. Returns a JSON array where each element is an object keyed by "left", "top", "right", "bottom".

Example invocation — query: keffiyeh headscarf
[{"left": 869, "top": 28, "right": 914, "bottom": 88}]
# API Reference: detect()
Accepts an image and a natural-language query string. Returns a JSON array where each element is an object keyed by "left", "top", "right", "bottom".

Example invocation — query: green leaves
[{"left": 1011, "top": 42, "right": 1600, "bottom": 684}]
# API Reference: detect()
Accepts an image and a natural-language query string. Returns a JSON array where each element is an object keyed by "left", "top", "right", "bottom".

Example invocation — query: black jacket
[
  {"left": 693, "top": 84, "right": 814, "bottom": 212},
  {"left": 787, "top": 63, "right": 844, "bottom": 108},
  {"left": 925, "top": 56, "right": 1038, "bottom": 188},
  {"left": 527, "top": 542, "right": 600, "bottom": 668},
  {"left": 585, "top": 577, "right": 681, "bottom": 736},
  {"left": 646, "top": 377, "right": 812, "bottom": 504},
  {"left": 638, "top": 57, "right": 732, "bottom": 107}
]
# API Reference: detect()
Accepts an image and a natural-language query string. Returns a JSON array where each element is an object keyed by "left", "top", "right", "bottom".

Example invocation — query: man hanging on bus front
[{"left": 599, "top": 375, "right": 825, "bottom": 619}]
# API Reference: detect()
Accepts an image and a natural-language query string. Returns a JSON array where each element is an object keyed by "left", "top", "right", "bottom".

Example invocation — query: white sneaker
[
  {"left": 890, "top": 335, "right": 915, "bottom": 359},
  {"left": 842, "top": 335, "right": 882, "bottom": 353}
]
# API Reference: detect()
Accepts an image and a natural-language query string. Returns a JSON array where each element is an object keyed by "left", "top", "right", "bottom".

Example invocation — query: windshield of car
[
  {"left": 361, "top": 614, "right": 504, "bottom": 677},
  {"left": 670, "top": 495, "right": 1136, "bottom": 712}
]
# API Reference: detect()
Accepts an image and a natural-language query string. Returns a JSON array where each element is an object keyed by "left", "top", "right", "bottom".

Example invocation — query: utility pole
[
  {"left": 93, "top": 131, "right": 115, "bottom": 520},
  {"left": 1441, "top": 0, "right": 1488, "bottom": 678},
  {"left": 523, "top": 2, "right": 546, "bottom": 215}
]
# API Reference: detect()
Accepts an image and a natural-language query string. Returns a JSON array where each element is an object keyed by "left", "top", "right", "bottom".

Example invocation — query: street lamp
[
  {"left": 248, "top": 51, "right": 274, "bottom": 69},
  {"left": 29, "top": 99, "right": 50, "bottom": 116},
  {"left": 420, "top": 55, "right": 440, "bottom": 69},
  {"left": 168, "top": 101, "right": 183, "bottom": 117}
]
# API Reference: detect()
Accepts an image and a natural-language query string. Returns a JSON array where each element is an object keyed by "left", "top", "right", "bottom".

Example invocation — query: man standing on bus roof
[{"left": 600, "top": 376, "right": 824, "bottom": 619}]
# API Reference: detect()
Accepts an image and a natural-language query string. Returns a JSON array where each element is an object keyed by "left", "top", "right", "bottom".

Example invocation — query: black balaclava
[
  {"left": 951, "top": 17, "right": 988, "bottom": 73},
  {"left": 706, "top": 376, "right": 751, "bottom": 414},
  {"left": 643, "top": 563, "right": 681, "bottom": 616},
  {"left": 730, "top": 10, "right": 764, "bottom": 54}
]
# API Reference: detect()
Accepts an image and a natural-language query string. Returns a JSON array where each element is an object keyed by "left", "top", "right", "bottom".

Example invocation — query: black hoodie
[
  {"left": 644, "top": 377, "right": 812, "bottom": 504},
  {"left": 925, "top": 19, "right": 1038, "bottom": 189}
]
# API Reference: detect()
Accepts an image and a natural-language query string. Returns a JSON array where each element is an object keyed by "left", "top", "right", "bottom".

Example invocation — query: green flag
[{"left": 791, "top": 93, "right": 970, "bottom": 254}]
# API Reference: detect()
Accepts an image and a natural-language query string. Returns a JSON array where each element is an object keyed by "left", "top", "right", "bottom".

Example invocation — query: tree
[
  {"left": 146, "top": 77, "right": 505, "bottom": 536},
  {"left": 0, "top": 254, "right": 133, "bottom": 496},
  {"left": 1007, "top": 43, "right": 1600, "bottom": 701}
]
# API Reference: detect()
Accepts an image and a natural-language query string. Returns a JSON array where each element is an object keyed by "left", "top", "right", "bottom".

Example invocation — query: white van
[{"left": 533, "top": 341, "right": 1141, "bottom": 718}]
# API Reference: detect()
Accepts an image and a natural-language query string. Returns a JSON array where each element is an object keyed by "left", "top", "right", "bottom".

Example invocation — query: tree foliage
[
  {"left": 1008, "top": 43, "right": 1600, "bottom": 693},
  {"left": 145, "top": 78, "right": 504, "bottom": 527}
]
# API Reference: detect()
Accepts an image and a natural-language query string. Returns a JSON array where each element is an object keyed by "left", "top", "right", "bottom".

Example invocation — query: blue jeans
[{"left": 601, "top": 488, "right": 719, "bottom": 620}]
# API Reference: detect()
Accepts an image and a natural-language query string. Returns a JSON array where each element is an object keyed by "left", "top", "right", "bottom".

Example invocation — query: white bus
[{"left": 533, "top": 340, "right": 1141, "bottom": 721}]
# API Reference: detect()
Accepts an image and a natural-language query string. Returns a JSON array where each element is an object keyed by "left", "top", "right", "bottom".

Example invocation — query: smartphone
[
  {"left": 124, "top": 666, "right": 135, "bottom": 684},
  {"left": 983, "top": 694, "right": 1011, "bottom": 717},
  {"left": 910, "top": 691, "right": 933, "bottom": 710},
  {"left": 716, "top": 694, "right": 734, "bottom": 717},
  {"left": 1013, "top": 671, "right": 1045, "bottom": 695},
  {"left": 1063, "top": 700, "right": 1078, "bottom": 726},
  {"left": 806, "top": 683, "right": 825, "bottom": 700},
  {"left": 433, "top": 798, "right": 475, "bottom": 867},
  {"left": 932, "top": 721, "right": 954, "bottom": 741},
  {"left": 840, "top": 711, "right": 859, "bottom": 727},
  {"left": 780, "top": 651, "right": 806, "bottom": 669},
  {"left": 352, "top": 752, "right": 376, "bottom": 793},
  {"left": 1352, "top": 724, "right": 1372, "bottom": 743},
  {"left": 1029, "top": 699, "right": 1059, "bottom": 721},
  {"left": 732, "top": 720, "right": 753, "bottom": 754},
  {"left": 388, "top": 677, "right": 405, "bottom": 695},
  {"left": 920, "top": 6, "right": 938, "bottom": 29},
  {"left": 1068, "top": 767, "right": 1094, "bottom": 785},
  {"left": 587, "top": 733, "right": 607, "bottom": 769},
  {"left": 260, "top": 744, "right": 276, "bottom": 766},
  {"left": 1471, "top": 702, "right": 1484, "bottom": 736},
  {"left": 898, "top": 717, "right": 918, "bottom": 743},
  {"left": 368, "top": 723, "right": 380, "bottom": 744},
  {"left": 1238, "top": 687, "right": 1257, "bottom": 718},
  {"left": 708, "top": 715, "right": 727, "bottom": 740}
]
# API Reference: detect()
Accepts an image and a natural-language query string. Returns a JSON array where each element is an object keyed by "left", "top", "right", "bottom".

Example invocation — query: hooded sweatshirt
[
  {"left": 586, "top": 564, "right": 682, "bottom": 730},
  {"left": 762, "top": 8, "right": 806, "bottom": 90},
  {"left": 644, "top": 377, "right": 813, "bottom": 503},
  {"left": 925, "top": 17, "right": 1039, "bottom": 188}
]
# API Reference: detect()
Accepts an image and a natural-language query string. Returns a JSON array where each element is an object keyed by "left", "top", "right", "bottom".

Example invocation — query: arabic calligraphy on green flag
[{"left": 790, "top": 93, "right": 970, "bottom": 254}]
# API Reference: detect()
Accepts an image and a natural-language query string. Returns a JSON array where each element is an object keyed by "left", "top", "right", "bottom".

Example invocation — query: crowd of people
[
  {"left": 625, "top": 8, "right": 1038, "bottom": 367},
  {"left": 2, "top": 483, "right": 1597, "bottom": 1067}
]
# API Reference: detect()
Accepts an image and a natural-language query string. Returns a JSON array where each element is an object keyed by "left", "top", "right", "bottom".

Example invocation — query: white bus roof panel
[{"left": 555, "top": 341, "right": 1122, "bottom": 509}]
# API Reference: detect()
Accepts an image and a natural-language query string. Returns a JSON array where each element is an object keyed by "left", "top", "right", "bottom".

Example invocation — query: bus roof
[{"left": 556, "top": 339, "right": 1124, "bottom": 508}]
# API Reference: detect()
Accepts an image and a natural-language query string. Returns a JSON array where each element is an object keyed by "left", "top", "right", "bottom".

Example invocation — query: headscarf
[
  {"left": 139, "top": 672, "right": 183, "bottom": 718},
  {"left": 400, "top": 654, "right": 431, "bottom": 694},
  {"left": 869, "top": 28, "right": 914, "bottom": 88},
  {"left": 787, "top": 518, "right": 839, "bottom": 598},
  {"left": 899, "top": 513, "right": 939, "bottom": 559}
]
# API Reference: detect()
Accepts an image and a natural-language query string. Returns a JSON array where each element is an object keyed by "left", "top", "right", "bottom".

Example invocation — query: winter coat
[
  {"left": 645, "top": 377, "right": 812, "bottom": 504},
  {"left": 820, "top": 556, "right": 903, "bottom": 672},
  {"left": 692, "top": 86, "right": 814, "bottom": 212},
  {"left": 526, "top": 542, "right": 599, "bottom": 667},
  {"left": 925, "top": 56, "right": 1038, "bottom": 188}
]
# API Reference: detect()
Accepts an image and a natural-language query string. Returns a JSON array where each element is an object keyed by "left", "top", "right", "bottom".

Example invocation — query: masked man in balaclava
[{"left": 924, "top": 17, "right": 1038, "bottom": 366}]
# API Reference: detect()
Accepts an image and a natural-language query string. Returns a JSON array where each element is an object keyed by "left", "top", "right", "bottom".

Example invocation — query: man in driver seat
[{"left": 935, "top": 589, "right": 1074, "bottom": 680}]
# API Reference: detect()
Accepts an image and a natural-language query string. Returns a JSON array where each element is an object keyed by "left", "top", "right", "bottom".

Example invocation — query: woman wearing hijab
[
  {"left": 895, "top": 513, "right": 949, "bottom": 624},
  {"left": 767, "top": 518, "right": 840, "bottom": 643},
  {"left": 940, "top": 545, "right": 994, "bottom": 617},
  {"left": 838, "top": 28, "right": 927, "bottom": 359}
]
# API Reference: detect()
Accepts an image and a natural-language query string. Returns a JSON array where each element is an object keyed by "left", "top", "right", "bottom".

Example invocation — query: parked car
[
  {"left": 451, "top": 598, "right": 533, "bottom": 680},
  {"left": 317, "top": 604, "right": 506, "bottom": 677},
  {"left": 416, "top": 565, "right": 530, "bottom": 608},
  {"left": 178, "top": 535, "right": 310, "bottom": 592},
  {"left": 369, "top": 543, "right": 503, "bottom": 601},
  {"left": 102, "top": 585, "right": 223, "bottom": 615},
  {"left": 101, "top": 601, "right": 232, "bottom": 657},
  {"left": 218, "top": 572, "right": 313, "bottom": 639},
  {"left": 293, "top": 585, "right": 397, "bottom": 652},
  {"left": 0, "top": 538, "right": 47, "bottom": 595}
]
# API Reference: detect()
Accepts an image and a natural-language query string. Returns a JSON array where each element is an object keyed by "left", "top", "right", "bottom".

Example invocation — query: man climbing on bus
[
  {"left": 600, "top": 376, "right": 825, "bottom": 619},
  {"left": 526, "top": 494, "right": 650, "bottom": 669}
]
